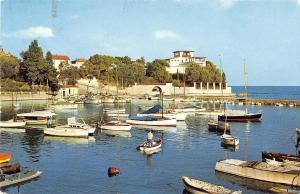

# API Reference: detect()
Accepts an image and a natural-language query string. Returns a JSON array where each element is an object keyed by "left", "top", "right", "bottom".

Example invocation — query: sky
[{"left": 1, "top": 0, "right": 300, "bottom": 86}]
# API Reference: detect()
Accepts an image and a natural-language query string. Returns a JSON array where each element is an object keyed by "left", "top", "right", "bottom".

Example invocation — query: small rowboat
[
  {"left": 137, "top": 138, "right": 162, "bottom": 152},
  {"left": 0, "top": 169, "right": 42, "bottom": 188},
  {"left": 0, "top": 152, "right": 12, "bottom": 164},
  {"left": 220, "top": 134, "right": 239, "bottom": 146},
  {"left": 182, "top": 176, "right": 241, "bottom": 194},
  {"left": 262, "top": 151, "right": 300, "bottom": 162}
]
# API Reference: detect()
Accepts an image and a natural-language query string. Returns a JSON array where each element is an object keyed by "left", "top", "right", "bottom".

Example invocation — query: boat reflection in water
[
  {"left": 221, "top": 143, "right": 239, "bottom": 152},
  {"left": 215, "top": 171, "right": 300, "bottom": 193},
  {"left": 142, "top": 148, "right": 162, "bottom": 167},
  {"left": 43, "top": 136, "right": 95, "bottom": 144},
  {"left": 101, "top": 130, "right": 132, "bottom": 138}
]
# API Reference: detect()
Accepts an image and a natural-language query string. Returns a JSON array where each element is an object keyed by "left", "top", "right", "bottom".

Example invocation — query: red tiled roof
[
  {"left": 173, "top": 50, "right": 194, "bottom": 53},
  {"left": 76, "top": 58, "right": 86, "bottom": 62},
  {"left": 51, "top": 54, "right": 70, "bottom": 60},
  {"left": 193, "top": 57, "right": 206, "bottom": 59}
]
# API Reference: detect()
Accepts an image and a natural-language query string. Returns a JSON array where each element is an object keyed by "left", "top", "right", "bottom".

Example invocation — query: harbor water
[{"left": 0, "top": 99, "right": 300, "bottom": 193}]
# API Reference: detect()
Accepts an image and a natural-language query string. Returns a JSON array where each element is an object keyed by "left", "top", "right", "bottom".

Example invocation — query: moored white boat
[
  {"left": 215, "top": 159, "right": 300, "bottom": 186},
  {"left": 100, "top": 121, "right": 132, "bottom": 131},
  {"left": 107, "top": 113, "right": 129, "bottom": 118},
  {"left": 126, "top": 116, "right": 176, "bottom": 126},
  {"left": 0, "top": 120, "right": 26, "bottom": 128},
  {"left": 51, "top": 103, "right": 78, "bottom": 110},
  {"left": 220, "top": 134, "right": 239, "bottom": 146},
  {"left": 182, "top": 176, "right": 241, "bottom": 194},
  {"left": 17, "top": 111, "right": 56, "bottom": 125},
  {"left": 44, "top": 126, "right": 89, "bottom": 137},
  {"left": 67, "top": 117, "right": 95, "bottom": 135},
  {"left": 137, "top": 113, "right": 187, "bottom": 121}
]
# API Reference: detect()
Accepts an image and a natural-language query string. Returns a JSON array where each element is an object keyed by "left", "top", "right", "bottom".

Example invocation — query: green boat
[{"left": 0, "top": 169, "right": 42, "bottom": 188}]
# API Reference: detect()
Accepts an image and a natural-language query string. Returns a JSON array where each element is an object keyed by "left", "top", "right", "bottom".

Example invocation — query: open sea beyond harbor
[
  {"left": 1, "top": 98, "right": 300, "bottom": 193},
  {"left": 232, "top": 86, "right": 300, "bottom": 100}
]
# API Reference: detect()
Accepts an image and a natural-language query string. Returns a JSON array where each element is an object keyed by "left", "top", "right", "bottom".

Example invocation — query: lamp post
[{"left": 152, "top": 86, "right": 163, "bottom": 118}]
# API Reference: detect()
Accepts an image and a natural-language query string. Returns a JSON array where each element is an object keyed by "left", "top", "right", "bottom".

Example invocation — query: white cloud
[
  {"left": 154, "top": 30, "right": 181, "bottom": 40},
  {"left": 4, "top": 26, "right": 54, "bottom": 39},
  {"left": 218, "top": 0, "right": 236, "bottom": 8}
]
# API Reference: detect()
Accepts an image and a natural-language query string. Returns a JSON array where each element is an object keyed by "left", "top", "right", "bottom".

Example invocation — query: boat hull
[
  {"left": 0, "top": 169, "right": 42, "bottom": 188},
  {"left": 137, "top": 113, "right": 187, "bottom": 121},
  {"left": 218, "top": 113, "right": 262, "bottom": 122},
  {"left": 126, "top": 118, "right": 176, "bottom": 126},
  {"left": 215, "top": 159, "right": 300, "bottom": 186},
  {"left": 101, "top": 124, "right": 132, "bottom": 131},
  {"left": 138, "top": 139, "right": 162, "bottom": 152},
  {"left": 182, "top": 176, "right": 240, "bottom": 194},
  {"left": 44, "top": 127, "right": 89, "bottom": 137},
  {"left": 220, "top": 135, "right": 239, "bottom": 146},
  {"left": 0, "top": 121, "right": 26, "bottom": 128}
]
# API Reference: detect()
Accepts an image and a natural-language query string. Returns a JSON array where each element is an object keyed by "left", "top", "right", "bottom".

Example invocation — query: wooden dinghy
[
  {"left": 262, "top": 151, "right": 300, "bottom": 162},
  {"left": 215, "top": 159, "right": 300, "bottom": 186},
  {"left": 0, "top": 169, "right": 42, "bottom": 188},
  {"left": 220, "top": 134, "right": 239, "bottom": 146},
  {"left": 0, "top": 152, "right": 12, "bottom": 164},
  {"left": 182, "top": 176, "right": 241, "bottom": 194},
  {"left": 0, "top": 162, "right": 21, "bottom": 174},
  {"left": 137, "top": 138, "right": 162, "bottom": 152}
]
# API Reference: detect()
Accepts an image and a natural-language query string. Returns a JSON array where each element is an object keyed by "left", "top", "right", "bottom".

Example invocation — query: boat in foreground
[
  {"left": 182, "top": 176, "right": 241, "bottom": 194},
  {"left": 215, "top": 159, "right": 300, "bottom": 186},
  {"left": 100, "top": 121, "right": 132, "bottom": 131},
  {"left": 262, "top": 151, "right": 300, "bottom": 162},
  {"left": 0, "top": 120, "right": 26, "bottom": 128},
  {"left": 0, "top": 169, "right": 42, "bottom": 188},
  {"left": 0, "top": 152, "right": 12, "bottom": 164},
  {"left": 137, "top": 138, "right": 162, "bottom": 152}
]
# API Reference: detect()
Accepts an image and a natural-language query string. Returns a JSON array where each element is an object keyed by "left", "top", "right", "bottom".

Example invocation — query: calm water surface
[{"left": 1, "top": 100, "right": 300, "bottom": 193}]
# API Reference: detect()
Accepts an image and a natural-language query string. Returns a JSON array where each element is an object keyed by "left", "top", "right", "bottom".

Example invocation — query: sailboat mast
[
  {"left": 244, "top": 60, "right": 248, "bottom": 114},
  {"left": 219, "top": 55, "right": 226, "bottom": 123}
]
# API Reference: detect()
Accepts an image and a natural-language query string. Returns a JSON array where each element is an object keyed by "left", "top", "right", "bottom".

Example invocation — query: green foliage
[
  {"left": 0, "top": 79, "right": 31, "bottom": 92},
  {"left": 146, "top": 59, "right": 171, "bottom": 83},
  {"left": 172, "top": 79, "right": 183, "bottom": 87},
  {"left": 117, "top": 62, "right": 145, "bottom": 86},
  {"left": 185, "top": 61, "right": 225, "bottom": 83},
  {"left": 20, "top": 40, "right": 59, "bottom": 91},
  {"left": 59, "top": 64, "right": 83, "bottom": 86},
  {"left": 0, "top": 55, "right": 20, "bottom": 79}
]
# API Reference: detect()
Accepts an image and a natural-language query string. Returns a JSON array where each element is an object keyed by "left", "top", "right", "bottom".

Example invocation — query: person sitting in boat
[{"left": 147, "top": 130, "right": 154, "bottom": 147}]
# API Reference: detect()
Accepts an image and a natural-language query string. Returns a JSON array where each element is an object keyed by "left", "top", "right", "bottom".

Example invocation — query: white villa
[
  {"left": 166, "top": 50, "right": 207, "bottom": 74},
  {"left": 51, "top": 54, "right": 70, "bottom": 71},
  {"left": 51, "top": 55, "right": 85, "bottom": 71}
]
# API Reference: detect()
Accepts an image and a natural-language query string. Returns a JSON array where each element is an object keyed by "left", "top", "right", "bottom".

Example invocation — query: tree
[
  {"left": 0, "top": 54, "right": 20, "bottom": 79},
  {"left": 146, "top": 60, "right": 171, "bottom": 83},
  {"left": 117, "top": 62, "right": 145, "bottom": 86},
  {"left": 20, "top": 41, "right": 58, "bottom": 91}
]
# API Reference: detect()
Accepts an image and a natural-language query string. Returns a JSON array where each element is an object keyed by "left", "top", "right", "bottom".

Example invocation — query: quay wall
[{"left": 0, "top": 92, "right": 49, "bottom": 102}]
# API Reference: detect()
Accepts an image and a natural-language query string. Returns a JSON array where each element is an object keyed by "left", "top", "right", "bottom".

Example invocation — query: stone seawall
[{"left": 0, "top": 92, "right": 49, "bottom": 101}]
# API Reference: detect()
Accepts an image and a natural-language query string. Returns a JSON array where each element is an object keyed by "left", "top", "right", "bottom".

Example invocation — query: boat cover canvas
[{"left": 142, "top": 105, "right": 161, "bottom": 114}]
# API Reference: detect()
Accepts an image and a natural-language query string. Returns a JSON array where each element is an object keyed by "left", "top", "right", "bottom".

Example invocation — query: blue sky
[{"left": 1, "top": 0, "right": 300, "bottom": 86}]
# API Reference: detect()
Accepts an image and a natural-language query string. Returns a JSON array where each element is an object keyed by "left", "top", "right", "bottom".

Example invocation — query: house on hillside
[
  {"left": 71, "top": 58, "right": 85, "bottom": 68},
  {"left": 165, "top": 50, "right": 207, "bottom": 74},
  {"left": 51, "top": 54, "right": 70, "bottom": 71}
]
